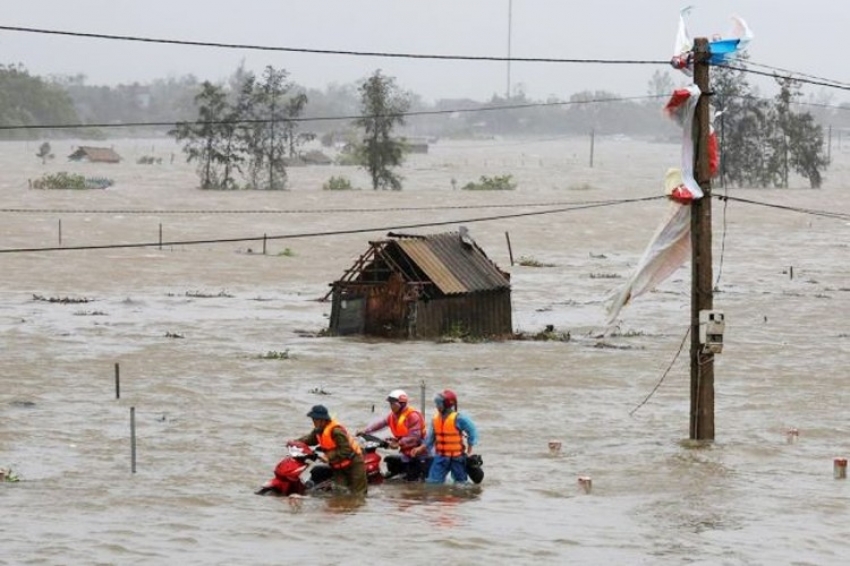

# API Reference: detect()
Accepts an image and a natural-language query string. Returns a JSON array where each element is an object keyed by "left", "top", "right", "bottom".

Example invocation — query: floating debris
[
  {"left": 165, "top": 332, "right": 185, "bottom": 339},
  {"left": 517, "top": 256, "right": 555, "bottom": 268},
  {"left": 33, "top": 294, "right": 92, "bottom": 304},
  {"left": 0, "top": 467, "right": 20, "bottom": 482},
  {"left": 184, "top": 290, "right": 234, "bottom": 299},
  {"left": 258, "top": 350, "right": 290, "bottom": 360},
  {"left": 593, "top": 341, "right": 644, "bottom": 350},
  {"left": 309, "top": 387, "right": 331, "bottom": 395}
]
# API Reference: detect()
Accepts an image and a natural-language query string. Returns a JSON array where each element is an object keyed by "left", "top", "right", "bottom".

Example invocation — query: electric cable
[
  {"left": 0, "top": 195, "right": 665, "bottom": 254},
  {"left": 629, "top": 326, "right": 690, "bottom": 416},
  {"left": 716, "top": 194, "right": 850, "bottom": 221},
  {"left": 713, "top": 62, "right": 850, "bottom": 92},
  {"left": 0, "top": 198, "right": 638, "bottom": 215},
  {"left": 0, "top": 25, "right": 667, "bottom": 65},
  {"left": 0, "top": 94, "right": 666, "bottom": 132}
]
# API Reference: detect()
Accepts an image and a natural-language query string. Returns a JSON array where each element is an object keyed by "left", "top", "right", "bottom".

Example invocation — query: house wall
[
  {"left": 330, "top": 274, "right": 408, "bottom": 337},
  {"left": 330, "top": 284, "right": 512, "bottom": 339},
  {"left": 413, "top": 290, "right": 512, "bottom": 338}
]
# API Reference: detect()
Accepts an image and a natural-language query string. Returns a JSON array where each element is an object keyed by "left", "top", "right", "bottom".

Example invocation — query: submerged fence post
[
  {"left": 420, "top": 380, "right": 426, "bottom": 415},
  {"left": 130, "top": 407, "right": 137, "bottom": 474},
  {"left": 115, "top": 363, "right": 120, "bottom": 399}
]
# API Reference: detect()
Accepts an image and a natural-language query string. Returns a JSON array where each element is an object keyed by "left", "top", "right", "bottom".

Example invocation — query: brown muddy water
[{"left": 1, "top": 137, "right": 849, "bottom": 565}]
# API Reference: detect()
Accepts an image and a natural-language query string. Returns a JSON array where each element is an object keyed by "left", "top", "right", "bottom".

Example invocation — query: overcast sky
[{"left": 2, "top": 0, "right": 847, "bottom": 104}]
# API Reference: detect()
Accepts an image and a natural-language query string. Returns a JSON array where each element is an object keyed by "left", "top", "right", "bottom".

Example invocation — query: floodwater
[{"left": 1, "top": 136, "right": 848, "bottom": 565}]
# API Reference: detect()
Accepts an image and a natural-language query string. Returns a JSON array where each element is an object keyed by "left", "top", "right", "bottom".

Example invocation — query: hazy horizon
[{"left": 2, "top": 1, "right": 848, "bottom": 105}]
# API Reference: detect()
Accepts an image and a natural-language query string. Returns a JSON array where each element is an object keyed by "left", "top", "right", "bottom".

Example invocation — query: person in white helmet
[{"left": 357, "top": 389, "right": 430, "bottom": 481}]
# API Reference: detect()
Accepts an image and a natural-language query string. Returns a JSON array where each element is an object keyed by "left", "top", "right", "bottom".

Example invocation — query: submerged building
[{"left": 328, "top": 230, "right": 512, "bottom": 339}]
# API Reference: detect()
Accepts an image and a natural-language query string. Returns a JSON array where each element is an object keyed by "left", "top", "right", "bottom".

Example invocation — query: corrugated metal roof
[
  {"left": 395, "top": 232, "right": 509, "bottom": 295},
  {"left": 68, "top": 146, "right": 122, "bottom": 163}
]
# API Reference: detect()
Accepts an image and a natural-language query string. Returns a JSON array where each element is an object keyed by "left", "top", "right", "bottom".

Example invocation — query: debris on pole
[{"left": 689, "top": 37, "right": 715, "bottom": 441}]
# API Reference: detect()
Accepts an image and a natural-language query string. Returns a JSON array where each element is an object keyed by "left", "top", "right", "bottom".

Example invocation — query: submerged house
[
  {"left": 68, "top": 146, "right": 122, "bottom": 163},
  {"left": 328, "top": 230, "right": 512, "bottom": 339}
]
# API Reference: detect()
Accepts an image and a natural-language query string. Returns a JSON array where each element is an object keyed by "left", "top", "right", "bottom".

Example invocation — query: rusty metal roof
[
  {"left": 393, "top": 231, "right": 509, "bottom": 295},
  {"left": 68, "top": 146, "right": 122, "bottom": 163}
]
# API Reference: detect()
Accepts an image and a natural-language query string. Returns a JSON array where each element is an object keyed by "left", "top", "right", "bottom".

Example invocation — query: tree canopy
[{"left": 355, "top": 70, "right": 411, "bottom": 191}]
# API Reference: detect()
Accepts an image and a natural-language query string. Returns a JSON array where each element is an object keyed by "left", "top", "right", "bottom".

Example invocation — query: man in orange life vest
[
  {"left": 412, "top": 389, "right": 479, "bottom": 484},
  {"left": 357, "top": 389, "right": 430, "bottom": 481},
  {"left": 294, "top": 405, "right": 367, "bottom": 496}
]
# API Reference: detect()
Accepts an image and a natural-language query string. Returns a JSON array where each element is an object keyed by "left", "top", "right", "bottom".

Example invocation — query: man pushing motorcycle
[
  {"left": 294, "top": 405, "right": 368, "bottom": 496},
  {"left": 357, "top": 389, "right": 431, "bottom": 481},
  {"left": 411, "top": 389, "right": 481, "bottom": 484}
]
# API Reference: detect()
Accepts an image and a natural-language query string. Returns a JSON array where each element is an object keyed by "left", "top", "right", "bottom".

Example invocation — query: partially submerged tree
[
  {"left": 355, "top": 70, "right": 411, "bottom": 190},
  {"left": 712, "top": 58, "right": 829, "bottom": 188},
  {"left": 36, "top": 141, "right": 53, "bottom": 164},
  {"left": 172, "top": 66, "right": 308, "bottom": 190},
  {"left": 171, "top": 81, "right": 229, "bottom": 189},
  {"left": 772, "top": 76, "right": 829, "bottom": 188}
]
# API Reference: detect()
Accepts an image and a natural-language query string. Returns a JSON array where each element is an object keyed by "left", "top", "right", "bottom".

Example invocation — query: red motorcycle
[{"left": 255, "top": 435, "right": 385, "bottom": 496}]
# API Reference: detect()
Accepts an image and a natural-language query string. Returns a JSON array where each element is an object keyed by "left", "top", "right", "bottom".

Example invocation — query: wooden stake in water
[
  {"left": 130, "top": 407, "right": 137, "bottom": 474},
  {"left": 834, "top": 458, "right": 847, "bottom": 479},
  {"left": 115, "top": 363, "right": 120, "bottom": 399},
  {"left": 505, "top": 231, "right": 514, "bottom": 266},
  {"left": 420, "top": 380, "right": 426, "bottom": 414}
]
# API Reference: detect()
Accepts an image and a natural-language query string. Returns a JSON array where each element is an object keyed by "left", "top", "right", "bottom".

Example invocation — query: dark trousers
[{"left": 332, "top": 456, "right": 367, "bottom": 496}]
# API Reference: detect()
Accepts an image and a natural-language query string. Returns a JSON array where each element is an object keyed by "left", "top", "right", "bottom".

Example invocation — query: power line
[
  {"left": 744, "top": 60, "right": 850, "bottom": 90},
  {"left": 0, "top": 199, "right": 620, "bottom": 215},
  {"left": 714, "top": 62, "right": 850, "bottom": 92},
  {"left": 5, "top": 24, "right": 850, "bottom": 94},
  {"left": 0, "top": 195, "right": 663, "bottom": 254},
  {"left": 2, "top": 194, "right": 846, "bottom": 255},
  {"left": 0, "top": 25, "right": 666, "bottom": 65},
  {"left": 0, "top": 94, "right": 665, "bottom": 132},
  {"left": 715, "top": 194, "right": 850, "bottom": 221},
  {"left": 0, "top": 85, "right": 845, "bottom": 133}
]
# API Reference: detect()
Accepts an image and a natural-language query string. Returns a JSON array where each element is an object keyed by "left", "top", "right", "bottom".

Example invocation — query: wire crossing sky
[{"left": 2, "top": 1, "right": 848, "bottom": 103}]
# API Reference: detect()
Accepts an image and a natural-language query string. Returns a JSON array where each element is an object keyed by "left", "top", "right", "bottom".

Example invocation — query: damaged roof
[
  {"left": 389, "top": 231, "right": 510, "bottom": 295},
  {"left": 68, "top": 146, "right": 122, "bottom": 163}
]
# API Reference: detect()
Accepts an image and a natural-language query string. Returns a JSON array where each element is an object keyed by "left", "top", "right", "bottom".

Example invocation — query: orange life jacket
[
  {"left": 317, "top": 420, "right": 362, "bottom": 469},
  {"left": 388, "top": 406, "right": 425, "bottom": 439},
  {"left": 433, "top": 411, "right": 464, "bottom": 457}
]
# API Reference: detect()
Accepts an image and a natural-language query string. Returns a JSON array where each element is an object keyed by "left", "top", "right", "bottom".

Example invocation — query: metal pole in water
[
  {"left": 115, "top": 363, "right": 120, "bottom": 399},
  {"left": 420, "top": 380, "right": 426, "bottom": 414},
  {"left": 130, "top": 407, "right": 137, "bottom": 474}
]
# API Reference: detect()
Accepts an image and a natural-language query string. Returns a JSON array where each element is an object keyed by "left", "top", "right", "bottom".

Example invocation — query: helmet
[
  {"left": 386, "top": 389, "right": 408, "bottom": 404},
  {"left": 441, "top": 389, "right": 457, "bottom": 410}
]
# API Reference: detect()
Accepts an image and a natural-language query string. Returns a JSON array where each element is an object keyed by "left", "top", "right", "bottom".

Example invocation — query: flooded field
[{"left": 1, "top": 136, "right": 849, "bottom": 565}]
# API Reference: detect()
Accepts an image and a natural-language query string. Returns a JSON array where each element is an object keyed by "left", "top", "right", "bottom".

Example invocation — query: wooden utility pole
[{"left": 690, "top": 38, "right": 715, "bottom": 441}]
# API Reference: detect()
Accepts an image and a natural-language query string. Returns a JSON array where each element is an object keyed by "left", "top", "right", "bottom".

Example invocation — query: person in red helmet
[
  {"left": 412, "top": 389, "right": 479, "bottom": 484},
  {"left": 357, "top": 389, "right": 430, "bottom": 481}
]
